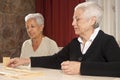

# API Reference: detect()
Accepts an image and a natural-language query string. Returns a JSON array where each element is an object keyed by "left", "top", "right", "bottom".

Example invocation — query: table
[{"left": 0, "top": 63, "right": 120, "bottom": 80}]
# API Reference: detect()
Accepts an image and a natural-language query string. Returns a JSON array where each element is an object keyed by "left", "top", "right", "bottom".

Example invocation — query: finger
[
  {"left": 62, "top": 69, "right": 72, "bottom": 75},
  {"left": 61, "top": 65, "right": 68, "bottom": 70},
  {"left": 10, "top": 64, "right": 16, "bottom": 68},
  {"left": 7, "top": 58, "right": 17, "bottom": 67},
  {"left": 65, "top": 71, "right": 73, "bottom": 75},
  {"left": 6, "top": 61, "right": 13, "bottom": 67},
  {"left": 61, "top": 61, "right": 69, "bottom": 66}
]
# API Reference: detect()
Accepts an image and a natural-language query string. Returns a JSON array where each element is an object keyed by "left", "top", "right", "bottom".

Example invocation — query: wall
[
  {"left": 0, "top": 0, "right": 35, "bottom": 62},
  {"left": 36, "top": 0, "right": 85, "bottom": 47},
  {"left": 86, "top": 0, "right": 120, "bottom": 47}
]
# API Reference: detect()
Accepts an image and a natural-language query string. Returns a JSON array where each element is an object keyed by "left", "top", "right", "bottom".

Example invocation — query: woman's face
[
  {"left": 72, "top": 8, "right": 94, "bottom": 37},
  {"left": 25, "top": 19, "right": 43, "bottom": 39}
]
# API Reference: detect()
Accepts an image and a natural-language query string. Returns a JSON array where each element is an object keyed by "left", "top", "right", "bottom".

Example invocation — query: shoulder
[
  {"left": 44, "top": 36, "right": 56, "bottom": 42},
  {"left": 97, "top": 30, "right": 116, "bottom": 41},
  {"left": 70, "top": 37, "right": 79, "bottom": 43},
  {"left": 66, "top": 37, "right": 79, "bottom": 47},
  {"left": 43, "top": 36, "right": 58, "bottom": 45},
  {"left": 97, "top": 30, "right": 119, "bottom": 46},
  {"left": 22, "top": 39, "right": 31, "bottom": 46}
]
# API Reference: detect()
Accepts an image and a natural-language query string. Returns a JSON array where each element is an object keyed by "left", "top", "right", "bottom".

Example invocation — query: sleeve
[
  {"left": 20, "top": 43, "right": 25, "bottom": 58},
  {"left": 30, "top": 42, "right": 71, "bottom": 69},
  {"left": 80, "top": 36, "right": 120, "bottom": 77},
  {"left": 20, "top": 40, "right": 28, "bottom": 58},
  {"left": 81, "top": 62, "right": 120, "bottom": 77},
  {"left": 49, "top": 40, "right": 59, "bottom": 55}
]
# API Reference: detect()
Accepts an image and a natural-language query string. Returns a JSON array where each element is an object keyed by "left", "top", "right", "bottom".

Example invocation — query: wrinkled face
[
  {"left": 25, "top": 19, "right": 43, "bottom": 39},
  {"left": 72, "top": 8, "right": 95, "bottom": 37}
]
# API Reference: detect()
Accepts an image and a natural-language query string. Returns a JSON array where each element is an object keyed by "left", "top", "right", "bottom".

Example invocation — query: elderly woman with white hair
[
  {"left": 7, "top": 1, "right": 120, "bottom": 77},
  {"left": 20, "top": 13, "right": 59, "bottom": 58}
]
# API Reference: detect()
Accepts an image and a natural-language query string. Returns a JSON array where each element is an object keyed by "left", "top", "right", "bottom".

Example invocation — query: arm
[
  {"left": 49, "top": 40, "right": 59, "bottom": 55},
  {"left": 30, "top": 43, "right": 71, "bottom": 69},
  {"left": 81, "top": 36, "right": 120, "bottom": 77},
  {"left": 7, "top": 58, "right": 30, "bottom": 68}
]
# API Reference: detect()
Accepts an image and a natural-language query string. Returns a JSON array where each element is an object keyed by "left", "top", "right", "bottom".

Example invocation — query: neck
[
  {"left": 32, "top": 34, "right": 43, "bottom": 44},
  {"left": 80, "top": 29, "right": 94, "bottom": 44},
  {"left": 32, "top": 34, "right": 44, "bottom": 51}
]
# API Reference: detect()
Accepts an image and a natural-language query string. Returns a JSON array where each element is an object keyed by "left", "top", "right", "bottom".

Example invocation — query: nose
[{"left": 72, "top": 19, "right": 76, "bottom": 27}]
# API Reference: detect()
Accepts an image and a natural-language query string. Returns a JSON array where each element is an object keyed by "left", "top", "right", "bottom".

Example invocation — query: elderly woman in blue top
[{"left": 7, "top": 1, "right": 120, "bottom": 77}]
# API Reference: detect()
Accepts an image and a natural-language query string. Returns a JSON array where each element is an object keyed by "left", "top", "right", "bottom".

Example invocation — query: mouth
[
  {"left": 28, "top": 33, "right": 34, "bottom": 37},
  {"left": 74, "top": 28, "right": 78, "bottom": 31}
]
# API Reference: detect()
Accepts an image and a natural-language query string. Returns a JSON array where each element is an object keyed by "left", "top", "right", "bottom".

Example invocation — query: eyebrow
[{"left": 73, "top": 16, "right": 77, "bottom": 19}]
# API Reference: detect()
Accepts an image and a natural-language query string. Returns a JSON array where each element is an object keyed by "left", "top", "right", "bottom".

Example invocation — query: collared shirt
[{"left": 78, "top": 27, "right": 100, "bottom": 54}]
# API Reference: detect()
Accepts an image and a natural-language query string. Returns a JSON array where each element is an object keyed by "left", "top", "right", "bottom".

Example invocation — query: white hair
[
  {"left": 75, "top": 1, "right": 103, "bottom": 28},
  {"left": 25, "top": 13, "right": 44, "bottom": 25}
]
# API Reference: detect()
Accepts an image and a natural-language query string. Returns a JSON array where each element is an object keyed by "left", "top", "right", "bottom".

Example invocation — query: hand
[
  {"left": 7, "top": 58, "right": 30, "bottom": 68},
  {"left": 61, "top": 61, "right": 81, "bottom": 75}
]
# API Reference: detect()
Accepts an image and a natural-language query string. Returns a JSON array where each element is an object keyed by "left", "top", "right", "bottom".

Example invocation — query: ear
[
  {"left": 40, "top": 25, "right": 44, "bottom": 32},
  {"left": 89, "top": 16, "right": 96, "bottom": 26},
  {"left": 41, "top": 24, "right": 44, "bottom": 28}
]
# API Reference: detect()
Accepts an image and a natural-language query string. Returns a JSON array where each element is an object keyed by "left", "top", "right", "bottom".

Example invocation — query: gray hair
[
  {"left": 25, "top": 13, "right": 44, "bottom": 25},
  {"left": 75, "top": 1, "right": 103, "bottom": 28}
]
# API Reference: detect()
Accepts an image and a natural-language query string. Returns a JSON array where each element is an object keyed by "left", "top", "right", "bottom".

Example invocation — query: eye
[
  {"left": 31, "top": 25, "right": 34, "bottom": 28},
  {"left": 76, "top": 18, "right": 80, "bottom": 22},
  {"left": 25, "top": 25, "right": 35, "bottom": 30}
]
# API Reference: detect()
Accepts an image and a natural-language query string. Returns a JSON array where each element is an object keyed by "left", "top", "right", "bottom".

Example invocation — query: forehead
[
  {"left": 26, "top": 18, "right": 37, "bottom": 24},
  {"left": 73, "top": 8, "right": 84, "bottom": 18}
]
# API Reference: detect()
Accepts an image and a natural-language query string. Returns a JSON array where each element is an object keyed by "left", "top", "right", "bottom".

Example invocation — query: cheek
[
  {"left": 78, "top": 21, "right": 89, "bottom": 28},
  {"left": 40, "top": 28, "right": 43, "bottom": 32},
  {"left": 77, "top": 23, "right": 84, "bottom": 30},
  {"left": 77, "top": 20, "right": 86, "bottom": 26},
  {"left": 77, "top": 24, "right": 89, "bottom": 34}
]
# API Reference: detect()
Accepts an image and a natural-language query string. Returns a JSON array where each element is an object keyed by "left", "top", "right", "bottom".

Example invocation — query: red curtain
[{"left": 35, "top": 0, "right": 85, "bottom": 47}]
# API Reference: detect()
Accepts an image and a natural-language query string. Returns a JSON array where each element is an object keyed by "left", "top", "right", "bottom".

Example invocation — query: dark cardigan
[{"left": 31, "top": 30, "right": 120, "bottom": 77}]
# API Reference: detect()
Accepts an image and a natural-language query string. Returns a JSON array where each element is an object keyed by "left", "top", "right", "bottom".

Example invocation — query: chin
[
  {"left": 30, "top": 36, "right": 34, "bottom": 39},
  {"left": 75, "top": 32, "right": 79, "bottom": 35}
]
